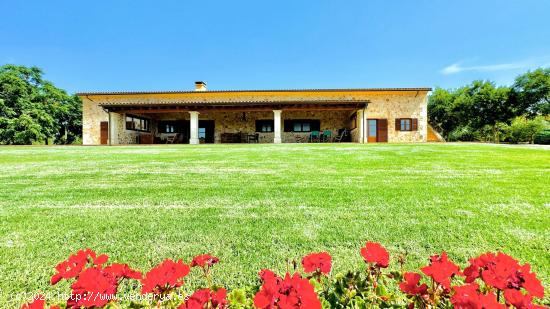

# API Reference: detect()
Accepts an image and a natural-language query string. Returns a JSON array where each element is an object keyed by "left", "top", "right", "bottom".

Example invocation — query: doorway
[
  {"left": 198, "top": 120, "right": 215, "bottom": 143},
  {"left": 367, "top": 119, "right": 388, "bottom": 143}
]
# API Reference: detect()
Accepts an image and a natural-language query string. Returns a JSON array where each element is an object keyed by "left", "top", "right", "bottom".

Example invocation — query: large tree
[
  {"left": 511, "top": 68, "right": 550, "bottom": 117},
  {"left": 0, "top": 64, "right": 81, "bottom": 144}
]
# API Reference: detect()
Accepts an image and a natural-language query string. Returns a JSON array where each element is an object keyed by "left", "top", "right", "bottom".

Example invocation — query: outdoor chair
[
  {"left": 247, "top": 133, "right": 259, "bottom": 143},
  {"left": 321, "top": 130, "right": 332, "bottom": 142},
  {"left": 309, "top": 131, "right": 320, "bottom": 142},
  {"left": 165, "top": 133, "right": 179, "bottom": 144},
  {"left": 334, "top": 129, "right": 347, "bottom": 142}
]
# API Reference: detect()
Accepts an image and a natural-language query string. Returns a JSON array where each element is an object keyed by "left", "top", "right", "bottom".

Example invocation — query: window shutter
[
  {"left": 395, "top": 119, "right": 401, "bottom": 131},
  {"left": 412, "top": 118, "right": 418, "bottom": 131},
  {"left": 378, "top": 119, "right": 388, "bottom": 142}
]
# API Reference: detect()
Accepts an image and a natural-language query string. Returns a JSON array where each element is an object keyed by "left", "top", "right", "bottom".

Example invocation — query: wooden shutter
[
  {"left": 411, "top": 118, "right": 418, "bottom": 131},
  {"left": 377, "top": 119, "right": 388, "bottom": 142},
  {"left": 100, "top": 121, "right": 108, "bottom": 145},
  {"left": 395, "top": 119, "right": 401, "bottom": 131}
]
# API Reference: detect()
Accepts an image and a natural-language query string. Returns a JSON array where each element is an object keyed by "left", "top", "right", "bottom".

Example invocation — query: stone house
[{"left": 78, "top": 82, "right": 431, "bottom": 145}]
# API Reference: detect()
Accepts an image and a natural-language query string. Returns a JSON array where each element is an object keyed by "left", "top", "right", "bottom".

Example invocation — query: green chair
[
  {"left": 322, "top": 130, "right": 332, "bottom": 142},
  {"left": 309, "top": 131, "right": 320, "bottom": 142}
]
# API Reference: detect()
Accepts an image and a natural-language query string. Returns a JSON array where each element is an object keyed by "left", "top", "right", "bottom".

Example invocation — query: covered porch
[{"left": 101, "top": 100, "right": 369, "bottom": 145}]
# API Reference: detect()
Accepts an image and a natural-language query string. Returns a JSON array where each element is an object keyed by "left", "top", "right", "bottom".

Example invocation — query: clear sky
[{"left": 1, "top": 0, "right": 549, "bottom": 93}]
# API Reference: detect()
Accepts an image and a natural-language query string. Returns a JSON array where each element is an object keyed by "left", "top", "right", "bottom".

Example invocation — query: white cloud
[{"left": 441, "top": 58, "right": 549, "bottom": 75}]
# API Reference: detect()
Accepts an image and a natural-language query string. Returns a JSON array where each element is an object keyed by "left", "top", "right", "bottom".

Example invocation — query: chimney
[{"left": 194, "top": 81, "right": 207, "bottom": 91}]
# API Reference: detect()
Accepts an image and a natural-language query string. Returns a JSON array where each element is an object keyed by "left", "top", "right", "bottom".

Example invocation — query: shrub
[
  {"left": 447, "top": 125, "right": 479, "bottom": 141},
  {"left": 534, "top": 129, "right": 550, "bottom": 144},
  {"left": 21, "top": 244, "right": 548, "bottom": 308},
  {"left": 505, "top": 116, "right": 548, "bottom": 144}
]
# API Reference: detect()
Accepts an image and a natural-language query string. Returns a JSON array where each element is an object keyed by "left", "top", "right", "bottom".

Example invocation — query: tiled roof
[{"left": 77, "top": 87, "right": 432, "bottom": 96}]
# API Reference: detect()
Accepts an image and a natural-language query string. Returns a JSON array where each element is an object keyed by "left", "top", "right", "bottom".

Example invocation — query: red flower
[
  {"left": 67, "top": 267, "right": 118, "bottom": 308},
  {"left": 360, "top": 242, "right": 389, "bottom": 268},
  {"left": 253, "top": 270, "right": 321, "bottom": 309},
  {"left": 301, "top": 252, "right": 332, "bottom": 275},
  {"left": 50, "top": 249, "right": 108, "bottom": 285},
  {"left": 191, "top": 254, "right": 220, "bottom": 269},
  {"left": 504, "top": 289, "right": 534, "bottom": 309},
  {"left": 104, "top": 263, "right": 142, "bottom": 280},
  {"left": 465, "top": 252, "right": 544, "bottom": 300},
  {"left": 178, "top": 288, "right": 228, "bottom": 309},
  {"left": 420, "top": 252, "right": 461, "bottom": 290},
  {"left": 399, "top": 272, "right": 428, "bottom": 296},
  {"left": 141, "top": 259, "right": 190, "bottom": 294},
  {"left": 451, "top": 284, "right": 507, "bottom": 309}
]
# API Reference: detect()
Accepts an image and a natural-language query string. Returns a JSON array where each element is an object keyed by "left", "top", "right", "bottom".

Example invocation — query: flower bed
[{"left": 21, "top": 242, "right": 547, "bottom": 308}]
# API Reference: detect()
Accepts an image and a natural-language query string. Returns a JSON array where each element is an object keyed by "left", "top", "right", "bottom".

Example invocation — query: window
[
  {"left": 125, "top": 114, "right": 150, "bottom": 132},
  {"left": 400, "top": 119, "right": 412, "bottom": 131},
  {"left": 198, "top": 127, "right": 206, "bottom": 139},
  {"left": 158, "top": 121, "right": 184, "bottom": 133},
  {"left": 255, "top": 120, "right": 274, "bottom": 132},
  {"left": 285, "top": 120, "right": 319, "bottom": 132}
]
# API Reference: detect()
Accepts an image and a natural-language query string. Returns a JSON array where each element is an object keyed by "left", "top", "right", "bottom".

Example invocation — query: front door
[
  {"left": 100, "top": 121, "right": 108, "bottom": 145},
  {"left": 367, "top": 119, "right": 388, "bottom": 143}
]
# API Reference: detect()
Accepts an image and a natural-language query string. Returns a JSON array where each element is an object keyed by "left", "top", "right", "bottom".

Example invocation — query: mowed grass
[{"left": 0, "top": 143, "right": 549, "bottom": 305}]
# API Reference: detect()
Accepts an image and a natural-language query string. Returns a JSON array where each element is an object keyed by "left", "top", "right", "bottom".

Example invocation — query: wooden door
[
  {"left": 377, "top": 119, "right": 388, "bottom": 142},
  {"left": 100, "top": 121, "right": 108, "bottom": 145},
  {"left": 367, "top": 119, "right": 388, "bottom": 143}
]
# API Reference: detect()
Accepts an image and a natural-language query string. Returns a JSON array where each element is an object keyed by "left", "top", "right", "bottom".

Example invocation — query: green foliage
[
  {"left": 428, "top": 67, "right": 550, "bottom": 142},
  {"left": 533, "top": 128, "right": 550, "bottom": 145},
  {"left": 511, "top": 68, "right": 550, "bottom": 117},
  {"left": 504, "top": 116, "right": 548, "bottom": 144},
  {"left": 0, "top": 64, "right": 82, "bottom": 145}
]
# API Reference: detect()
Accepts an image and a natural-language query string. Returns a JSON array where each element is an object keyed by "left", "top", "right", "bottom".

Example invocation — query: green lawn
[{"left": 0, "top": 143, "right": 548, "bottom": 305}]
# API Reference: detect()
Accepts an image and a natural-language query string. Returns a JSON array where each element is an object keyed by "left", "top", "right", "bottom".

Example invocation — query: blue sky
[{"left": 1, "top": 0, "right": 549, "bottom": 93}]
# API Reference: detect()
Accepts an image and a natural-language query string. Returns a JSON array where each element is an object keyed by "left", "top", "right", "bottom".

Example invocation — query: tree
[
  {"left": 0, "top": 64, "right": 81, "bottom": 144},
  {"left": 511, "top": 68, "right": 550, "bottom": 117}
]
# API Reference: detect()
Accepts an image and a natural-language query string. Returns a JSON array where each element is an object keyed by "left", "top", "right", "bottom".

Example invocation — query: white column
[
  {"left": 273, "top": 110, "right": 282, "bottom": 144},
  {"left": 108, "top": 112, "right": 119, "bottom": 145},
  {"left": 189, "top": 111, "right": 200, "bottom": 144},
  {"left": 357, "top": 109, "right": 366, "bottom": 143}
]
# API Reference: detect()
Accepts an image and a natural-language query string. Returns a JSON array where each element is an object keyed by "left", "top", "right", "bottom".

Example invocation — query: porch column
[
  {"left": 189, "top": 111, "right": 200, "bottom": 145},
  {"left": 108, "top": 111, "right": 120, "bottom": 145},
  {"left": 273, "top": 110, "right": 282, "bottom": 144},
  {"left": 357, "top": 109, "right": 366, "bottom": 143}
]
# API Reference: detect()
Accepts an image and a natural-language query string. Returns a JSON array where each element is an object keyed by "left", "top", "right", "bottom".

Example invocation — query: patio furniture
[
  {"left": 321, "top": 130, "right": 332, "bottom": 142},
  {"left": 334, "top": 129, "right": 348, "bottom": 142},
  {"left": 165, "top": 133, "right": 179, "bottom": 144},
  {"left": 294, "top": 134, "right": 307, "bottom": 143},
  {"left": 247, "top": 133, "right": 259, "bottom": 143},
  {"left": 309, "top": 131, "right": 320, "bottom": 142}
]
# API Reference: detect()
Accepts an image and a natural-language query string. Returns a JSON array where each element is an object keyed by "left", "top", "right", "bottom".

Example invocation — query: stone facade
[{"left": 80, "top": 89, "right": 429, "bottom": 145}]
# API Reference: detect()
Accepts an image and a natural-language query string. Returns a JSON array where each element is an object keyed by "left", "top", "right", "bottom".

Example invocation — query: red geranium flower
[
  {"left": 141, "top": 259, "right": 190, "bottom": 294},
  {"left": 420, "top": 252, "right": 461, "bottom": 290},
  {"left": 178, "top": 288, "right": 228, "bottom": 309},
  {"left": 191, "top": 254, "right": 220, "bottom": 269},
  {"left": 253, "top": 270, "right": 321, "bottom": 309},
  {"left": 50, "top": 249, "right": 108, "bottom": 285},
  {"left": 399, "top": 272, "right": 428, "bottom": 296},
  {"left": 67, "top": 267, "right": 118, "bottom": 308},
  {"left": 104, "top": 263, "right": 142, "bottom": 280},
  {"left": 451, "top": 283, "right": 507, "bottom": 309},
  {"left": 464, "top": 252, "right": 544, "bottom": 300},
  {"left": 360, "top": 242, "right": 389, "bottom": 268},
  {"left": 301, "top": 252, "right": 332, "bottom": 275},
  {"left": 504, "top": 289, "right": 535, "bottom": 309}
]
